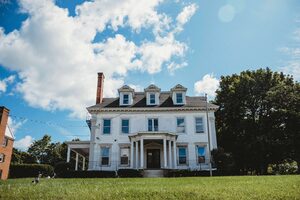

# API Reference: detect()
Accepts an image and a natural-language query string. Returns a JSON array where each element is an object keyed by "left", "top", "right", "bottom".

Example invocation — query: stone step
[{"left": 143, "top": 170, "right": 164, "bottom": 178}]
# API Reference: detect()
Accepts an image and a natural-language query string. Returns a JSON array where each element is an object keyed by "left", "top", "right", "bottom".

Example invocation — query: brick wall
[{"left": 0, "top": 107, "right": 14, "bottom": 180}]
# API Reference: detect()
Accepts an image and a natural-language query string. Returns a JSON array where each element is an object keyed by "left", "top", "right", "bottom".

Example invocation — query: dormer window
[
  {"left": 118, "top": 85, "right": 134, "bottom": 106},
  {"left": 145, "top": 84, "right": 161, "bottom": 106},
  {"left": 150, "top": 94, "right": 156, "bottom": 104},
  {"left": 171, "top": 84, "right": 187, "bottom": 105},
  {"left": 123, "top": 94, "right": 129, "bottom": 105},
  {"left": 176, "top": 93, "right": 183, "bottom": 104}
]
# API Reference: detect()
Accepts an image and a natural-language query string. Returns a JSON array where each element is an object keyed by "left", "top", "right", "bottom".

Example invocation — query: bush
[
  {"left": 9, "top": 164, "right": 54, "bottom": 178},
  {"left": 211, "top": 148, "right": 236, "bottom": 175},
  {"left": 267, "top": 159, "right": 298, "bottom": 175},
  {"left": 164, "top": 169, "right": 216, "bottom": 177},
  {"left": 54, "top": 161, "right": 72, "bottom": 177},
  {"left": 58, "top": 170, "right": 116, "bottom": 178},
  {"left": 117, "top": 169, "right": 143, "bottom": 177}
]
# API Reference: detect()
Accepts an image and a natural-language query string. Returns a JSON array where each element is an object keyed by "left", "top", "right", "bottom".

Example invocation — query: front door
[{"left": 147, "top": 149, "right": 160, "bottom": 169}]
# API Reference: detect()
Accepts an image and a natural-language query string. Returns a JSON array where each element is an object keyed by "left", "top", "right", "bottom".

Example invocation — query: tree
[
  {"left": 11, "top": 148, "right": 36, "bottom": 164},
  {"left": 214, "top": 68, "right": 300, "bottom": 174},
  {"left": 28, "top": 135, "right": 52, "bottom": 163}
]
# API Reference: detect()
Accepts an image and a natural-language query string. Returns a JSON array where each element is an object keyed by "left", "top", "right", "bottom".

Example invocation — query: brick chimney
[{"left": 96, "top": 72, "right": 105, "bottom": 104}]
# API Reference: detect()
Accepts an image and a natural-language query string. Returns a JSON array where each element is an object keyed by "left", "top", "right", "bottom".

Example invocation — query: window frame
[
  {"left": 195, "top": 117, "right": 204, "bottom": 133},
  {"left": 176, "top": 117, "right": 186, "bottom": 133},
  {"left": 100, "top": 146, "right": 110, "bottom": 166},
  {"left": 120, "top": 146, "right": 130, "bottom": 166},
  {"left": 149, "top": 93, "right": 156, "bottom": 105},
  {"left": 176, "top": 93, "right": 183, "bottom": 104},
  {"left": 148, "top": 118, "right": 159, "bottom": 132},
  {"left": 102, "top": 119, "right": 111, "bottom": 135},
  {"left": 196, "top": 146, "right": 206, "bottom": 164},
  {"left": 123, "top": 94, "right": 129, "bottom": 105},
  {"left": 177, "top": 146, "right": 188, "bottom": 165},
  {"left": 0, "top": 153, "right": 5, "bottom": 163},
  {"left": 2, "top": 137, "right": 8, "bottom": 147},
  {"left": 121, "top": 119, "right": 130, "bottom": 134}
]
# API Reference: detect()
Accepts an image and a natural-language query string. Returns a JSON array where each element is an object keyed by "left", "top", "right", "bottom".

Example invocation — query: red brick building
[{"left": 0, "top": 106, "right": 14, "bottom": 180}]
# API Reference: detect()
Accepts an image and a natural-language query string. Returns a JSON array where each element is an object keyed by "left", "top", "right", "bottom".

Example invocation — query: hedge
[
  {"left": 117, "top": 169, "right": 143, "bottom": 177},
  {"left": 9, "top": 164, "right": 54, "bottom": 178},
  {"left": 164, "top": 169, "right": 218, "bottom": 177},
  {"left": 58, "top": 170, "right": 116, "bottom": 178}
]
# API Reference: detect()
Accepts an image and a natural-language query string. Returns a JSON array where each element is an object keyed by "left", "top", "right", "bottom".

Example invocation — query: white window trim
[
  {"left": 149, "top": 93, "right": 156, "bottom": 105},
  {"left": 119, "top": 145, "right": 131, "bottom": 166},
  {"left": 100, "top": 145, "right": 112, "bottom": 167},
  {"left": 177, "top": 146, "right": 188, "bottom": 166},
  {"left": 147, "top": 118, "right": 159, "bottom": 132},
  {"left": 102, "top": 118, "right": 112, "bottom": 135},
  {"left": 176, "top": 92, "right": 183, "bottom": 104},
  {"left": 120, "top": 118, "right": 130, "bottom": 134},
  {"left": 176, "top": 117, "right": 186, "bottom": 134},
  {"left": 194, "top": 116, "right": 205, "bottom": 134}
]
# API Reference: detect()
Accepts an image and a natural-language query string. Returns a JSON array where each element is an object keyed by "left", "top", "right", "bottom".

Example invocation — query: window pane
[
  {"left": 103, "top": 127, "right": 111, "bottom": 134},
  {"left": 148, "top": 119, "right": 153, "bottom": 131},
  {"left": 154, "top": 119, "right": 158, "bottom": 131},
  {"left": 101, "top": 147, "right": 109, "bottom": 157},
  {"left": 150, "top": 94, "right": 156, "bottom": 104},
  {"left": 123, "top": 94, "right": 129, "bottom": 104},
  {"left": 176, "top": 93, "right": 183, "bottom": 103},
  {"left": 101, "top": 157, "right": 109, "bottom": 165},
  {"left": 121, "top": 157, "right": 129, "bottom": 165},
  {"left": 120, "top": 147, "right": 129, "bottom": 165},
  {"left": 198, "top": 147, "right": 205, "bottom": 156},
  {"left": 103, "top": 119, "right": 111, "bottom": 134},
  {"left": 104, "top": 119, "right": 111, "bottom": 126},
  {"left": 179, "top": 148, "right": 186, "bottom": 156},
  {"left": 122, "top": 119, "right": 129, "bottom": 134},
  {"left": 177, "top": 118, "right": 185, "bottom": 132},
  {"left": 195, "top": 118, "right": 204, "bottom": 133}
]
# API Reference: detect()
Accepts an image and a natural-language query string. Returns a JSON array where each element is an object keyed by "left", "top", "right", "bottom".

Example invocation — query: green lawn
[{"left": 0, "top": 175, "right": 299, "bottom": 200}]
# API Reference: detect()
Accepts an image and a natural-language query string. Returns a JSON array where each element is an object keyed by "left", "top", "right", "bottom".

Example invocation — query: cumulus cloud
[
  {"left": 14, "top": 135, "right": 34, "bottom": 150},
  {"left": 0, "top": 75, "right": 15, "bottom": 93},
  {"left": 194, "top": 74, "right": 219, "bottom": 99},
  {"left": 0, "top": 0, "right": 197, "bottom": 118}
]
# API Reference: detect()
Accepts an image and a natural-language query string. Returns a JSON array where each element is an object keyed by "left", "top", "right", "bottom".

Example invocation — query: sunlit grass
[{"left": 0, "top": 175, "right": 299, "bottom": 200}]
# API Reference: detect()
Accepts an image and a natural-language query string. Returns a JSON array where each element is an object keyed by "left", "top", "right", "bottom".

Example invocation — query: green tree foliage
[
  {"left": 214, "top": 68, "right": 300, "bottom": 174},
  {"left": 11, "top": 148, "right": 37, "bottom": 164}
]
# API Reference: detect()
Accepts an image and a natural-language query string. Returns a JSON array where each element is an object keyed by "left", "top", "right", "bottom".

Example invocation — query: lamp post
[{"left": 205, "top": 93, "right": 213, "bottom": 177}]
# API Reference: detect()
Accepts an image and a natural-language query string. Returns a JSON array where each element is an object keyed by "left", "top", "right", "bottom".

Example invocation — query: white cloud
[
  {"left": 167, "top": 61, "right": 187, "bottom": 75},
  {"left": 0, "top": 75, "right": 15, "bottom": 93},
  {"left": 5, "top": 117, "right": 27, "bottom": 138},
  {"left": 14, "top": 135, "right": 34, "bottom": 150},
  {"left": 194, "top": 74, "right": 219, "bottom": 99},
  {"left": 0, "top": 0, "right": 197, "bottom": 118},
  {"left": 280, "top": 62, "right": 300, "bottom": 80},
  {"left": 176, "top": 4, "right": 198, "bottom": 28}
]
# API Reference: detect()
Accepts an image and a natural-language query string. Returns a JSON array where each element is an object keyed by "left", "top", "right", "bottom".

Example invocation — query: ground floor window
[
  {"left": 101, "top": 147, "right": 110, "bottom": 166},
  {"left": 0, "top": 153, "right": 5, "bottom": 163},
  {"left": 120, "top": 147, "right": 130, "bottom": 165},
  {"left": 197, "top": 146, "right": 206, "bottom": 163},
  {"left": 178, "top": 147, "right": 187, "bottom": 165}
]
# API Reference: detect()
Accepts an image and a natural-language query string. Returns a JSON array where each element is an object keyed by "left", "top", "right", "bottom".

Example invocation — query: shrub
[
  {"left": 54, "top": 161, "right": 72, "bottom": 177},
  {"left": 267, "top": 159, "right": 298, "bottom": 175},
  {"left": 58, "top": 170, "right": 116, "bottom": 178},
  {"left": 9, "top": 164, "right": 54, "bottom": 178},
  {"left": 117, "top": 169, "right": 143, "bottom": 177},
  {"left": 211, "top": 148, "right": 236, "bottom": 175},
  {"left": 164, "top": 169, "right": 216, "bottom": 177}
]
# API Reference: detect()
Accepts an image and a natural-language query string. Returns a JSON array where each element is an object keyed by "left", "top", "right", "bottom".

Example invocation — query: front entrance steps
[{"left": 143, "top": 169, "right": 164, "bottom": 178}]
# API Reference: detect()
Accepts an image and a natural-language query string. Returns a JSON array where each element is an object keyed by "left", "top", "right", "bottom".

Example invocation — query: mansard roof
[{"left": 87, "top": 91, "right": 218, "bottom": 111}]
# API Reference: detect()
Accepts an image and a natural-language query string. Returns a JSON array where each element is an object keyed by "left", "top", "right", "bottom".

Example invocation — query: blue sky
[{"left": 0, "top": 0, "right": 299, "bottom": 150}]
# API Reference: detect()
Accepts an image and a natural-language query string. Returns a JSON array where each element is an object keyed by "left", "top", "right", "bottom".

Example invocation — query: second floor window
[
  {"left": 123, "top": 94, "right": 129, "bottom": 104},
  {"left": 195, "top": 117, "right": 204, "bottom": 133},
  {"left": 121, "top": 119, "right": 129, "bottom": 134},
  {"left": 103, "top": 119, "right": 111, "bottom": 134},
  {"left": 176, "top": 118, "right": 185, "bottom": 133},
  {"left": 148, "top": 118, "right": 158, "bottom": 131},
  {"left": 101, "top": 147, "right": 110, "bottom": 165},
  {"left": 150, "top": 94, "right": 156, "bottom": 104},
  {"left": 2, "top": 137, "right": 8, "bottom": 147},
  {"left": 176, "top": 93, "right": 183, "bottom": 104}
]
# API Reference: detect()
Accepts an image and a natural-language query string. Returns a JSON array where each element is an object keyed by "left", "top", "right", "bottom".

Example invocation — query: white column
[
  {"left": 140, "top": 139, "right": 144, "bottom": 168},
  {"left": 75, "top": 153, "right": 79, "bottom": 171},
  {"left": 168, "top": 140, "right": 172, "bottom": 168},
  {"left": 173, "top": 141, "right": 177, "bottom": 168},
  {"left": 82, "top": 156, "right": 85, "bottom": 170},
  {"left": 67, "top": 146, "right": 70, "bottom": 162},
  {"left": 135, "top": 141, "right": 139, "bottom": 169},
  {"left": 163, "top": 138, "right": 167, "bottom": 168},
  {"left": 130, "top": 140, "right": 134, "bottom": 168}
]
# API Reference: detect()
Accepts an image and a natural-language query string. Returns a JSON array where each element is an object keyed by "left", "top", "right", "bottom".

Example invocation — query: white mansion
[{"left": 66, "top": 73, "right": 218, "bottom": 172}]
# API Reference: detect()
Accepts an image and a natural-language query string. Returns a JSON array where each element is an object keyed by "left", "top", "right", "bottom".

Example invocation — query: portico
[{"left": 129, "top": 132, "right": 178, "bottom": 169}]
